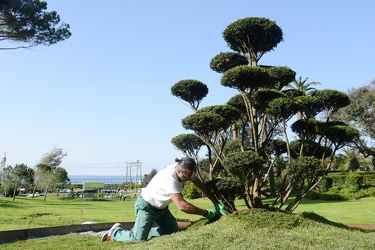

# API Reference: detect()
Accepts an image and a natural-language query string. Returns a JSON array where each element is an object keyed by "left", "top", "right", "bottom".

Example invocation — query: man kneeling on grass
[{"left": 101, "top": 157, "right": 228, "bottom": 242}]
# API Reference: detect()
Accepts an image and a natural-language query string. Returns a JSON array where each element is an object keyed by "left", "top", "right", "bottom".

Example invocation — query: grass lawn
[
  {"left": 1, "top": 194, "right": 375, "bottom": 231},
  {"left": 0, "top": 209, "right": 374, "bottom": 250},
  {"left": 0, "top": 194, "right": 374, "bottom": 249}
]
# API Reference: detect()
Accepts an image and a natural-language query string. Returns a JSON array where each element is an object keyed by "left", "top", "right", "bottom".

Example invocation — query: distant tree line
[{"left": 0, "top": 147, "right": 69, "bottom": 201}]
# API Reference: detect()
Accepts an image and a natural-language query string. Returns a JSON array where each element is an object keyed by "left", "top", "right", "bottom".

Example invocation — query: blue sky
[{"left": 1, "top": 0, "right": 374, "bottom": 176}]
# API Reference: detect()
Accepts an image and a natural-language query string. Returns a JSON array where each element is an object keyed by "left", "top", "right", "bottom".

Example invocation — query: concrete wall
[{"left": 0, "top": 221, "right": 191, "bottom": 242}]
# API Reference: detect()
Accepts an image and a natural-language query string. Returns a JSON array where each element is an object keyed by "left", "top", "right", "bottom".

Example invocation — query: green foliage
[
  {"left": 171, "top": 79, "right": 208, "bottom": 110},
  {"left": 221, "top": 65, "right": 271, "bottom": 91},
  {"left": 267, "top": 66, "right": 296, "bottom": 90},
  {"left": 206, "top": 178, "right": 242, "bottom": 212},
  {"left": 287, "top": 76, "right": 321, "bottom": 95},
  {"left": 182, "top": 105, "right": 240, "bottom": 136},
  {"left": 251, "top": 88, "right": 285, "bottom": 112},
  {"left": 171, "top": 134, "right": 205, "bottom": 158},
  {"left": 182, "top": 112, "right": 224, "bottom": 135},
  {"left": 335, "top": 81, "right": 375, "bottom": 138},
  {"left": 289, "top": 139, "right": 331, "bottom": 159},
  {"left": 344, "top": 174, "right": 363, "bottom": 189},
  {"left": 224, "top": 151, "right": 265, "bottom": 178},
  {"left": 182, "top": 181, "right": 201, "bottom": 199},
  {"left": 226, "top": 94, "right": 247, "bottom": 112},
  {"left": 306, "top": 174, "right": 375, "bottom": 200},
  {"left": 294, "top": 95, "right": 325, "bottom": 118},
  {"left": 312, "top": 89, "right": 351, "bottom": 114},
  {"left": 312, "top": 186, "right": 375, "bottom": 201},
  {"left": 0, "top": 0, "right": 71, "bottom": 49},
  {"left": 324, "top": 124, "right": 360, "bottom": 147},
  {"left": 315, "top": 177, "right": 333, "bottom": 192},
  {"left": 223, "top": 17, "right": 283, "bottom": 64},
  {"left": 327, "top": 173, "right": 375, "bottom": 188},
  {"left": 223, "top": 139, "right": 249, "bottom": 155},
  {"left": 210, "top": 52, "right": 248, "bottom": 73}
]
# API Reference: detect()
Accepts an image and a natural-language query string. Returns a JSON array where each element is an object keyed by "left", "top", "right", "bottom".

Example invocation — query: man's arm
[{"left": 170, "top": 193, "right": 207, "bottom": 216}]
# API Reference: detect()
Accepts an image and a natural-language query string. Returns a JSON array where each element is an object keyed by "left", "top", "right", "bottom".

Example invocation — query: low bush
[
  {"left": 182, "top": 182, "right": 201, "bottom": 199},
  {"left": 311, "top": 186, "right": 375, "bottom": 201}
]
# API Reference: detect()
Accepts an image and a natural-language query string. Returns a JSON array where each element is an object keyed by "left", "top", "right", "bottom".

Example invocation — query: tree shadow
[{"left": 300, "top": 212, "right": 375, "bottom": 233}]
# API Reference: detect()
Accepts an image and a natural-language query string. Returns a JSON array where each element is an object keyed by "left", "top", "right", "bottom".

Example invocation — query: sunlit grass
[
  {"left": 1, "top": 210, "right": 374, "bottom": 250},
  {"left": 1, "top": 194, "right": 375, "bottom": 231}
]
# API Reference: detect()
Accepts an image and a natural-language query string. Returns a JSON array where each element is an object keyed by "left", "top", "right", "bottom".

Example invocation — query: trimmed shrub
[
  {"left": 316, "top": 177, "right": 333, "bottom": 192},
  {"left": 345, "top": 174, "right": 363, "bottom": 189}
]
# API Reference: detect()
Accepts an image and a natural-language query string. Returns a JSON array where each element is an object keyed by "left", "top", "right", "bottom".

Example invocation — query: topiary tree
[
  {"left": 223, "top": 17, "right": 283, "bottom": 66},
  {"left": 172, "top": 17, "right": 359, "bottom": 212},
  {"left": 171, "top": 79, "right": 208, "bottom": 112}
]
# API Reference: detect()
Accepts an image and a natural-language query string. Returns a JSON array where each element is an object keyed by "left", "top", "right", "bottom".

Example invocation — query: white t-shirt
[{"left": 141, "top": 164, "right": 183, "bottom": 209}]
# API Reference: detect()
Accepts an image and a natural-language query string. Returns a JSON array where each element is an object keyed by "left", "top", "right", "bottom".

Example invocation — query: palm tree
[
  {"left": 288, "top": 76, "right": 321, "bottom": 120},
  {"left": 288, "top": 76, "right": 321, "bottom": 95}
]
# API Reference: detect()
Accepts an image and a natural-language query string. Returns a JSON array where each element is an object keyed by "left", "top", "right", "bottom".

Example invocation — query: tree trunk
[
  {"left": 232, "top": 123, "right": 238, "bottom": 140},
  {"left": 31, "top": 181, "right": 39, "bottom": 199},
  {"left": 43, "top": 184, "right": 50, "bottom": 201},
  {"left": 268, "top": 167, "right": 276, "bottom": 197},
  {"left": 12, "top": 183, "right": 17, "bottom": 201},
  {"left": 252, "top": 177, "right": 262, "bottom": 208}
]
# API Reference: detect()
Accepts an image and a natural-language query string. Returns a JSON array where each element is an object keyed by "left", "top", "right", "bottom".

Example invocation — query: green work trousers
[{"left": 111, "top": 195, "right": 179, "bottom": 242}]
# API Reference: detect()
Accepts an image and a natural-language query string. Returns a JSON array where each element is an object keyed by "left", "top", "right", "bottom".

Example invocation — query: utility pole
[{"left": 125, "top": 160, "right": 142, "bottom": 192}]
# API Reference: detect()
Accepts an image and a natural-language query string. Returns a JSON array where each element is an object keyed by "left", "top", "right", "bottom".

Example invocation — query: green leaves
[
  {"left": 171, "top": 79, "right": 208, "bottom": 110},
  {"left": 0, "top": 0, "right": 71, "bottom": 49},
  {"left": 221, "top": 65, "right": 270, "bottom": 92},
  {"left": 223, "top": 17, "right": 283, "bottom": 62},
  {"left": 210, "top": 52, "right": 248, "bottom": 73},
  {"left": 182, "top": 105, "right": 240, "bottom": 136}
]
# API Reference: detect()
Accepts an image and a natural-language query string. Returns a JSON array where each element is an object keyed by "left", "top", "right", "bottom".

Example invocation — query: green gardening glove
[
  {"left": 214, "top": 203, "right": 229, "bottom": 215},
  {"left": 204, "top": 209, "right": 217, "bottom": 221}
]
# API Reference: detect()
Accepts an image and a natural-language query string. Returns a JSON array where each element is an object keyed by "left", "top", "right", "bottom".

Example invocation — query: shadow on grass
[
  {"left": 0, "top": 200, "right": 28, "bottom": 209},
  {"left": 300, "top": 211, "right": 374, "bottom": 233}
]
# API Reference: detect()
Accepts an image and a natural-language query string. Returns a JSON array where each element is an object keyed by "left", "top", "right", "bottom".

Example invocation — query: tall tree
[
  {"left": 1, "top": 164, "right": 33, "bottom": 200},
  {"left": 0, "top": 0, "right": 71, "bottom": 49},
  {"left": 32, "top": 147, "right": 68, "bottom": 199},
  {"left": 35, "top": 164, "right": 69, "bottom": 201},
  {"left": 11, "top": 164, "right": 33, "bottom": 201},
  {"left": 173, "top": 17, "right": 358, "bottom": 212},
  {"left": 38, "top": 147, "right": 68, "bottom": 167},
  {"left": 334, "top": 80, "right": 375, "bottom": 159}
]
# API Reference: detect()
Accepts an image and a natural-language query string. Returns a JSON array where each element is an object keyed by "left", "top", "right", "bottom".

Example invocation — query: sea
[{"left": 68, "top": 175, "right": 141, "bottom": 185}]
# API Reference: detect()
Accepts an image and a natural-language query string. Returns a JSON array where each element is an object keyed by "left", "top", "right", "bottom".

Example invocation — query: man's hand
[
  {"left": 214, "top": 203, "right": 229, "bottom": 215},
  {"left": 204, "top": 210, "right": 217, "bottom": 221}
]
